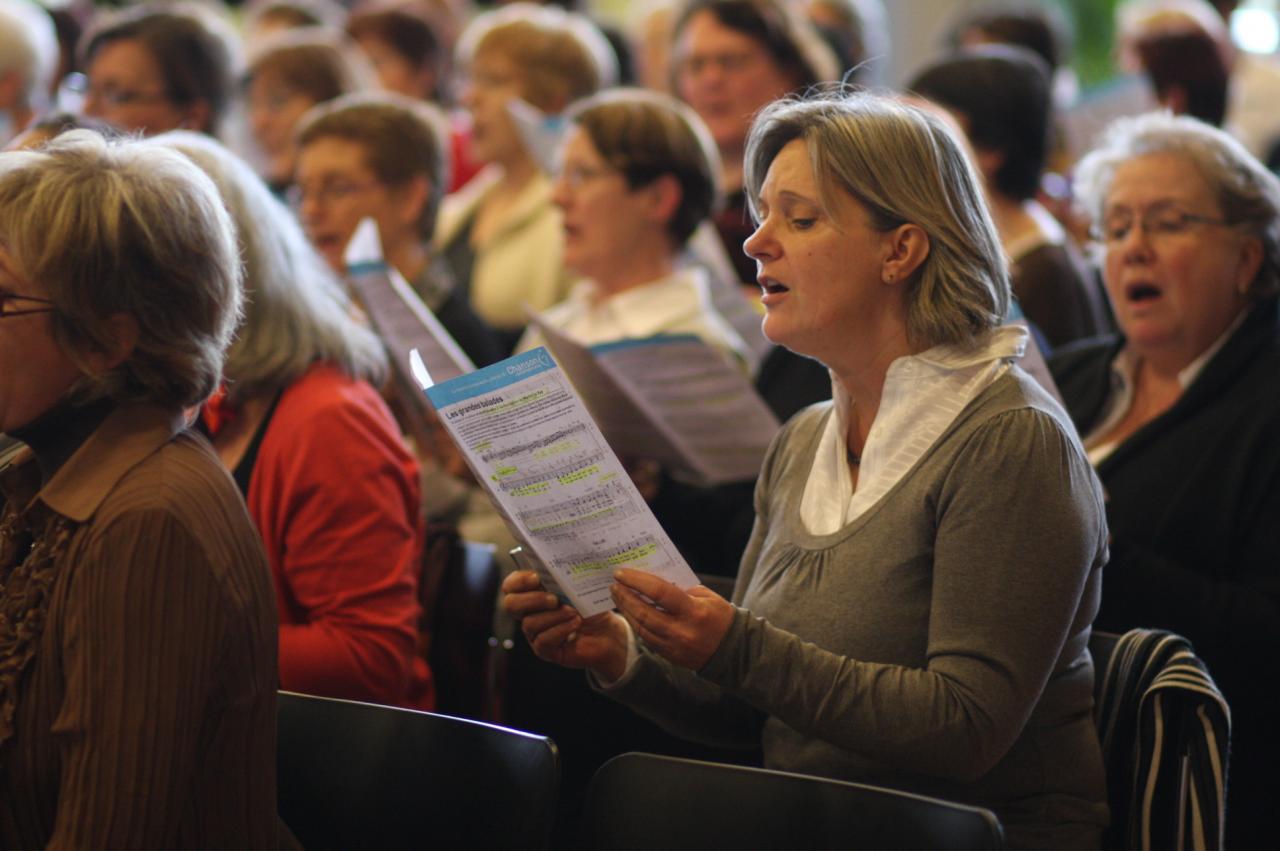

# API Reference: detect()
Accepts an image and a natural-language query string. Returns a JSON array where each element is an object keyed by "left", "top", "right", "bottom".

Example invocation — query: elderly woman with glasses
[
  {"left": 0, "top": 132, "right": 276, "bottom": 848},
  {"left": 506, "top": 91, "right": 1110, "bottom": 848},
  {"left": 1050, "top": 112, "right": 1280, "bottom": 847}
]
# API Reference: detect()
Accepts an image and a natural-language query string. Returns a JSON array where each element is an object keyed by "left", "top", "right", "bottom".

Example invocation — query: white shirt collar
[
  {"left": 551, "top": 268, "right": 745, "bottom": 352},
  {"left": 800, "top": 325, "right": 1027, "bottom": 535},
  {"left": 1084, "top": 309, "right": 1247, "bottom": 463}
]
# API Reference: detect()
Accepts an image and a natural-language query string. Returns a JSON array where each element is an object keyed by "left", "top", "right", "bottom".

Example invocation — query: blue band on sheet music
[
  {"left": 345, "top": 260, "right": 390, "bottom": 275},
  {"left": 425, "top": 348, "right": 557, "bottom": 409}
]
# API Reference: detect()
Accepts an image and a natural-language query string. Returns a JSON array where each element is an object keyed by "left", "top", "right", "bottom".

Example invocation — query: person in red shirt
[{"left": 163, "top": 130, "right": 434, "bottom": 711}]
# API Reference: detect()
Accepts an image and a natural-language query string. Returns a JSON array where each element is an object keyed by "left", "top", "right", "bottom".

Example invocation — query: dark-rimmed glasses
[{"left": 0, "top": 291, "right": 56, "bottom": 319}]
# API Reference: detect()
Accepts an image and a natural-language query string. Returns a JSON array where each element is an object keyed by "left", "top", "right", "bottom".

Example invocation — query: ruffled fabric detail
[{"left": 0, "top": 500, "right": 77, "bottom": 756}]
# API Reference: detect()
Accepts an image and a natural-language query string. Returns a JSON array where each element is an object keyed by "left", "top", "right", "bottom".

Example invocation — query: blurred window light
[{"left": 1232, "top": 5, "right": 1280, "bottom": 55}]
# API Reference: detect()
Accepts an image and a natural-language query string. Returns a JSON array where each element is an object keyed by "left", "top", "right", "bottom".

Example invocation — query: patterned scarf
[{"left": 0, "top": 498, "right": 77, "bottom": 753}]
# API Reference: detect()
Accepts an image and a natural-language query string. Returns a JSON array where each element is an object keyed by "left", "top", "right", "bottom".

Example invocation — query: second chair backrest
[
  {"left": 1090, "top": 628, "right": 1230, "bottom": 851},
  {"left": 580, "top": 752, "right": 1003, "bottom": 851},
  {"left": 277, "top": 691, "right": 559, "bottom": 850}
]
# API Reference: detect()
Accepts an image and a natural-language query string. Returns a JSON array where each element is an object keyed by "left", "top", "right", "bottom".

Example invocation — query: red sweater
[{"left": 247, "top": 364, "right": 433, "bottom": 709}]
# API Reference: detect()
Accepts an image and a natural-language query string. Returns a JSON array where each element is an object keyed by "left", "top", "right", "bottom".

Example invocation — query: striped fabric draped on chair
[{"left": 1093, "top": 628, "right": 1231, "bottom": 851}]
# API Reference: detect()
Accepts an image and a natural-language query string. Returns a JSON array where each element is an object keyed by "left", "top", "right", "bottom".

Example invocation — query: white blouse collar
[{"left": 800, "top": 325, "right": 1028, "bottom": 535}]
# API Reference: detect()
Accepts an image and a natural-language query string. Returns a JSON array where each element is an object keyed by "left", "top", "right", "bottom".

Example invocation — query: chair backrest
[
  {"left": 422, "top": 530, "right": 503, "bottom": 719},
  {"left": 1090, "top": 628, "right": 1230, "bottom": 851},
  {"left": 277, "top": 691, "right": 558, "bottom": 851},
  {"left": 581, "top": 752, "right": 1003, "bottom": 851}
]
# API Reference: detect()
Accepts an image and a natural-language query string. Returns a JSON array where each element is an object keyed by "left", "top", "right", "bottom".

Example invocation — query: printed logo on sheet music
[
  {"left": 424, "top": 347, "right": 560, "bottom": 409},
  {"left": 507, "top": 349, "right": 554, "bottom": 376}
]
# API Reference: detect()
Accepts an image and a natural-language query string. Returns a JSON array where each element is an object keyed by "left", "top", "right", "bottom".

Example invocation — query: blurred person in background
[
  {"left": 294, "top": 92, "right": 503, "bottom": 368},
  {"left": 76, "top": 4, "right": 236, "bottom": 137},
  {"left": 804, "top": 0, "right": 889, "bottom": 87},
  {"left": 0, "top": 0, "right": 57, "bottom": 145},
  {"left": 161, "top": 130, "right": 436, "bottom": 711},
  {"left": 518, "top": 88, "right": 746, "bottom": 363},
  {"left": 436, "top": 3, "right": 613, "bottom": 352},
  {"left": 345, "top": 0, "right": 487, "bottom": 190},
  {"left": 669, "top": 0, "right": 837, "bottom": 289},
  {"left": 1117, "top": 0, "right": 1280, "bottom": 161},
  {"left": 346, "top": 1, "right": 446, "bottom": 103},
  {"left": 243, "top": 0, "right": 346, "bottom": 45},
  {"left": 243, "top": 27, "right": 369, "bottom": 193},
  {"left": 947, "top": 0, "right": 1078, "bottom": 111},
  {"left": 909, "top": 45, "right": 1111, "bottom": 349},
  {"left": 1128, "top": 12, "right": 1230, "bottom": 126}
]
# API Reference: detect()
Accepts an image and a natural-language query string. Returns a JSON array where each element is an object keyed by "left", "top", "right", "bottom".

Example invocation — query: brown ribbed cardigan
[{"left": 0, "top": 405, "right": 278, "bottom": 850}]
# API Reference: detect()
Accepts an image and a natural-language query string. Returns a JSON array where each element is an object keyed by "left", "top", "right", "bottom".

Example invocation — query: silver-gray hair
[
  {"left": 156, "top": 131, "right": 387, "bottom": 402},
  {"left": 744, "top": 90, "right": 1009, "bottom": 349},
  {"left": 1073, "top": 111, "right": 1280, "bottom": 300},
  {"left": 0, "top": 130, "right": 241, "bottom": 408},
  {"left": 0, "top": 0, "right": 58, "bottom": 109}
]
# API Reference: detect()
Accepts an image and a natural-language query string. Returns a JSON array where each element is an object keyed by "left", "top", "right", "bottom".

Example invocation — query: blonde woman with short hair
[{"left": 506, "top": 92, "right": 1110, "bottom": 848}]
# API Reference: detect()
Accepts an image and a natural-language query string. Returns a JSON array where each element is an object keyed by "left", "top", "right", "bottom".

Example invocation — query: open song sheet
[
  {"left": 531, "top": 317, "right": 780, "bottom": 486},
  {"left": 416, "top": 348, "right": 699, "bottom": 616}
]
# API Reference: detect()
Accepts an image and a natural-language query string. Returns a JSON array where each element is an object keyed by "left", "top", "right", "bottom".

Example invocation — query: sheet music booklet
[{"left": 413, "top": 347, "right": 700, "bottom": 617}]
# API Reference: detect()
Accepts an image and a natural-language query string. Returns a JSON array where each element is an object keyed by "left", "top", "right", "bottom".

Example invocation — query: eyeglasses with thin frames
[
  {"left": 0, "top": 291, "right": 56, "bottom": 319},
  {"left": 676, "top": 49, "right": 764, "bottom": 79},
  {"left": 1093, "top": 202, "right": 1233, "bottom": 245},
  {"left": 61, "top": 72, "right": 175, "bottom": 109},
  {"left": 286, "top": 180, "right": 384, "bottom": 209},
  {"left": 557, "top": 162, "right": 621, "bottom": 190}
]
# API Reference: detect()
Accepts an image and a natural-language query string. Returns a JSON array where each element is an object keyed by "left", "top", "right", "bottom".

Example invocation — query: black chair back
[
  {"left": 581, "top": 752, "right": 1003, "bottom": 851},
  {"left": 277, "top": 691, "right": 558, "bottom": 850}
]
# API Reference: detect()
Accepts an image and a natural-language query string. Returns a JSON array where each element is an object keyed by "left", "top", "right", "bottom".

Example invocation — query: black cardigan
[{"left": 1049, "top": 298, "right": 1280, "bottom": 848}]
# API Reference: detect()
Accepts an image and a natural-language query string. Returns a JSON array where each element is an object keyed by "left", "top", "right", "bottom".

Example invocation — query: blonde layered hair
[
  {"left": 745, "top": 91, "right": 1009, "bottom": 349},
  {"left": 0, "top": 130, "right": 240, "bottom": 407},
  {"left": 157, "top": 131, "right": 387, "bottom": 402},
  {"left": 456, "top": 3, "right": 615, "bottom": 111}
]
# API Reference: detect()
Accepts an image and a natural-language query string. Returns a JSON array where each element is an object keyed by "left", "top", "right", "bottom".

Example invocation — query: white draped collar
[{"left": 800, "top": 325, "right": 1029, "bottom": 535}]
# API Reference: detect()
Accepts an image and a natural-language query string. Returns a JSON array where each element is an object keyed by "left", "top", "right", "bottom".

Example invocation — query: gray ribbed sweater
[{"left": 607, "top": 369, "right": 1110, "bottom": 850}]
